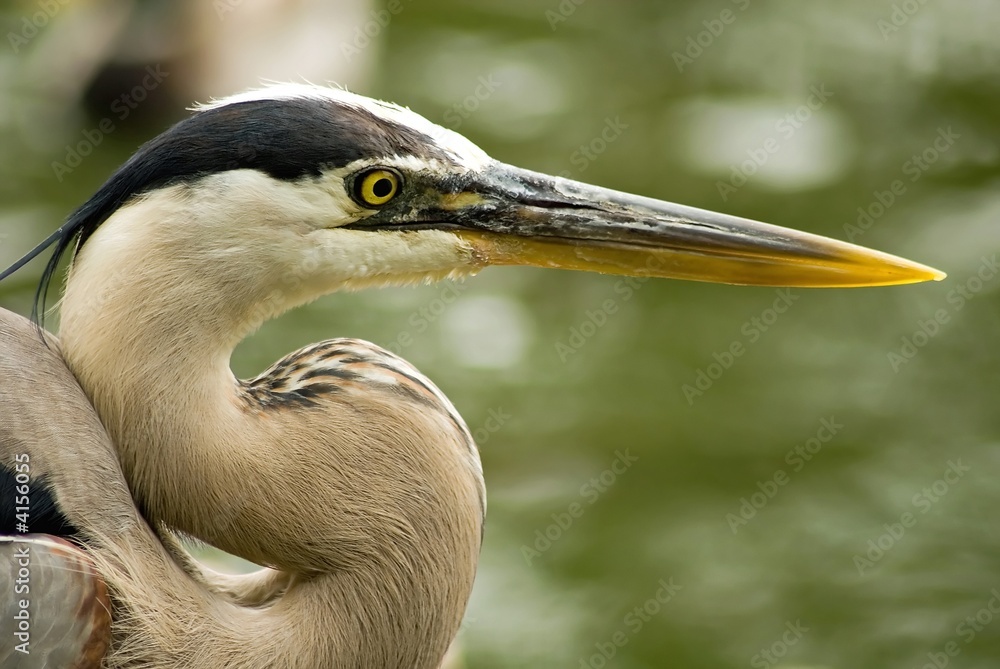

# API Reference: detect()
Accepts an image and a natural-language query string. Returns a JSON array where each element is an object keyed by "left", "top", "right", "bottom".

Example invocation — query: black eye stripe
[{"left": 19, "top": 95, "right": 452, "bottom": 325}]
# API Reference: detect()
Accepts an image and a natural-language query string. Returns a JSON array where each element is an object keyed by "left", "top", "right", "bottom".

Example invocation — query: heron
[{"left": 0, "top": 83, "right": 944, "bottom": 668}]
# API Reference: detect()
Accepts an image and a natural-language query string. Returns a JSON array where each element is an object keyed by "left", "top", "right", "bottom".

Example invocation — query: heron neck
[
  {"left": 58, "top": 230, "right": 258, "bottom": 547},
  {"left": 56, "top": 196, "right": 482, "bottom": 668}
]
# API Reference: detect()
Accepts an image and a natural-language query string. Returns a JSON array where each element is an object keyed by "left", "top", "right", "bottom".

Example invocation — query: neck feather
[{"left": 57, "top": 186, "right": 484, "bottom": 667}]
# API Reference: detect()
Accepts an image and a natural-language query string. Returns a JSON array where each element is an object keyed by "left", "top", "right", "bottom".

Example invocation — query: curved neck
[
  {"left": 57, "top": 189, "right": 483, "bottom": 667},
  {"left": 95, "top": 535, "right": 469, "bottom": 669}
]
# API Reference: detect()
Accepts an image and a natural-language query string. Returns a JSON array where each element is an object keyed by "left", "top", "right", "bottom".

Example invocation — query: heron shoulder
[
  {"left": 238, "top": 337, "right": 486, "bottom": 524},
  {"left": 239, "top": 338, "right": 474, "bottom": 446}
]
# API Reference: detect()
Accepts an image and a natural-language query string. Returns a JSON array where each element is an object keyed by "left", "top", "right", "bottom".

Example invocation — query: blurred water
[{"left": 1, "top": 1, "right": 999, "bottom": 668}]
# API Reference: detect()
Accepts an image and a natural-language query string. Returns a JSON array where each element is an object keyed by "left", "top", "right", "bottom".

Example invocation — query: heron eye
[{"left": 353, "top": 168, "right": 402, "bottom": 207}]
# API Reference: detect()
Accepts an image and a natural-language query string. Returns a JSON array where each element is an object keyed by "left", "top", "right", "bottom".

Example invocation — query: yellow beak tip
[{"left": 896, "top": 262, "right": 946, "bottom": 285}]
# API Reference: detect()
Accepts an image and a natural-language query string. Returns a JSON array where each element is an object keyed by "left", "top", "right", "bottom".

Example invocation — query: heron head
[{"left": 5, "top": 83, "right": 944, "bottom": 325}]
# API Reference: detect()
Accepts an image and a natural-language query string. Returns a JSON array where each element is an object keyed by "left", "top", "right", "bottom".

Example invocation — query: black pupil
[{"left": 372, "top": 177, "right": 393, "bottom": 198}]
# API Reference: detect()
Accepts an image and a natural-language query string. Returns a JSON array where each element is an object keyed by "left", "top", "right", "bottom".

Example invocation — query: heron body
[{"left": 0, "top": 84, "right": 943, "bottom": 668}]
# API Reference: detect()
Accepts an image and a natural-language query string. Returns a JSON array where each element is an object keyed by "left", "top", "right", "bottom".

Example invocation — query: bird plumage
[
  {"left": 239, "top": 337, "right": 484, "bottom": 512},
  {"left": 1, "top": 293, "right": 479, "bottom": 669},
  {"left": 0, "top": 82, "right": 943, "bottom": 668},
  {"left": 4, "top": 84, "right": 491, "bottom": 669}
]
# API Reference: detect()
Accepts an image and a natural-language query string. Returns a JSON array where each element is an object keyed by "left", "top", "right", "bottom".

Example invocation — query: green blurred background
[{"left": 1, "top": 1, "right": 999, "bottom": 667}]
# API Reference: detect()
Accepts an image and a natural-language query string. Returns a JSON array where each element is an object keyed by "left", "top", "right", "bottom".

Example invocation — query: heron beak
[{"left": 442, "top": 164, "right": 945, "bottom": 287}]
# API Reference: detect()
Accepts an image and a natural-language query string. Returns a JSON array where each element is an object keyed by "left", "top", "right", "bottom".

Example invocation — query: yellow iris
[{"left": 355, "top": 169, "right": 401, "bottom": 206}]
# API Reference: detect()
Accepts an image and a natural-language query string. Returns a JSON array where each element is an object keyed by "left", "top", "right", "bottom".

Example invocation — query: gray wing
[
  {"left": 0, "top": 535, "right": 111, "bottom": 669},
  {"left": 1, "top": 307, "right": 121, "bottom": 668}
]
